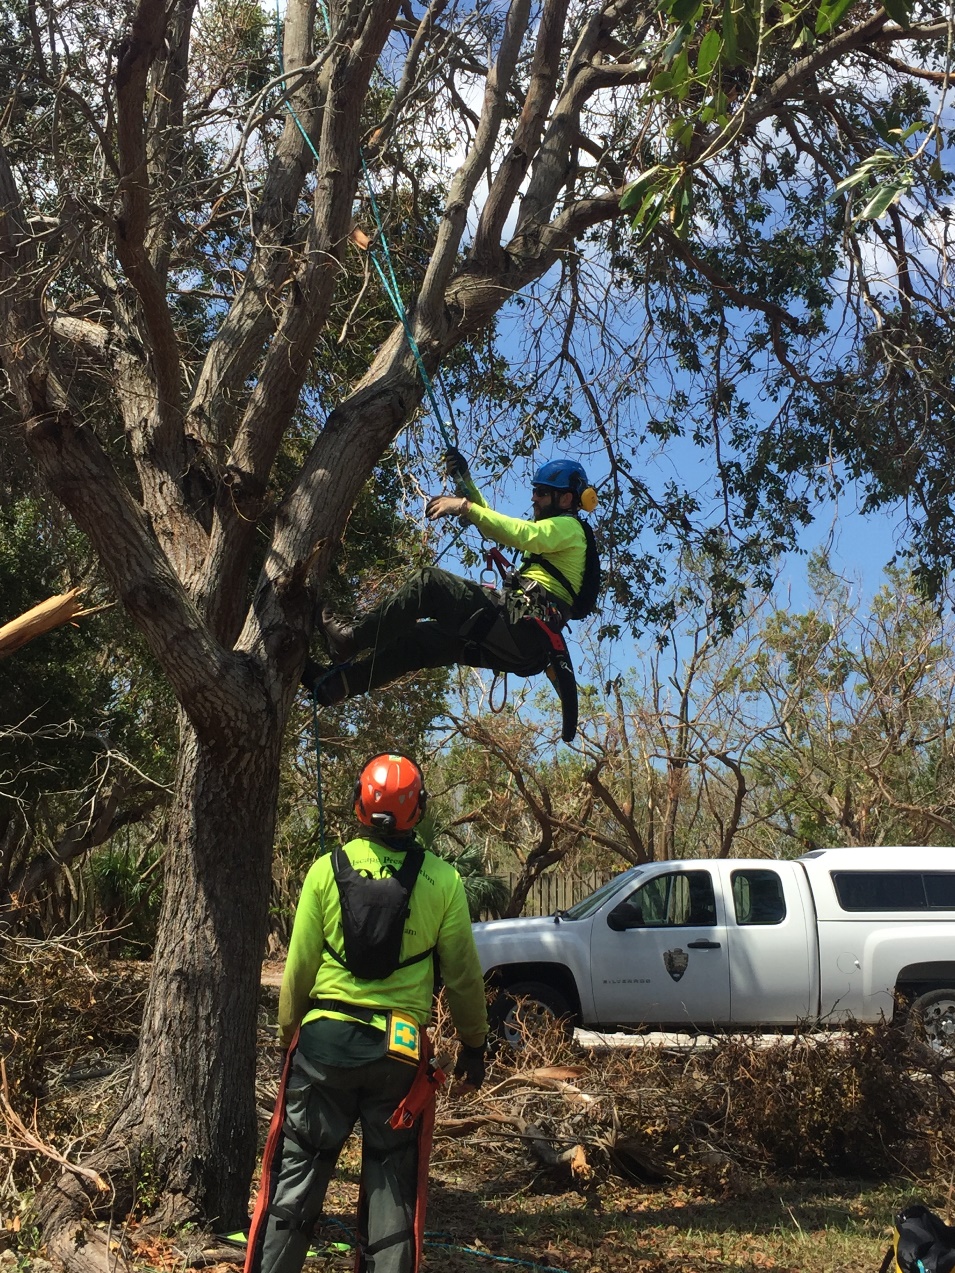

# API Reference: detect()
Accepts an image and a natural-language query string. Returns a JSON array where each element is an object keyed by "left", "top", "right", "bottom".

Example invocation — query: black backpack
[
  {"left": 526, "top": 517, "right": 601, "bottom": 620},
  {"left": 881, "top": 1204, "right": 955, "bottom": 1273},
  {"left": 324, "top": 845, "right": 433, "bottom": 981}
]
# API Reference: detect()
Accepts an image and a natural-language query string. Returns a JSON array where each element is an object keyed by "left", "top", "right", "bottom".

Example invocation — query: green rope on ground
[{"left": 319, "top": 1216, "right": 574, "bottom": 1273}]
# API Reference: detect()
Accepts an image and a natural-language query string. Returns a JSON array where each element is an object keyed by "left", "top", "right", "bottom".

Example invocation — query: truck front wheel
[
  {"left": 490, "top": 980, "right": 574, "bottom": 1050},
  {"left": 907, "top": 988, "right": 955, "bottom": 1064}
]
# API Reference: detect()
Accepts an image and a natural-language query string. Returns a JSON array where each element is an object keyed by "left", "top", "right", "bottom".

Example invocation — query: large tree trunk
[
  {"left": 116, "top": 720, "right": 281, "bottom": 1223},
  {"left": 37, "top": 717, "right": 282, "bottom": 1268}
]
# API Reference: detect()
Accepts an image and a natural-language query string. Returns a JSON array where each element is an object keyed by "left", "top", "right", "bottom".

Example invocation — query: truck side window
[
  {"left": 612, "top": 871, "right": 717, "bottom": 928},
  {"left": 732, "top": 870, "right": 786, "bottom": 925},
  {"left": 832, "top": 872, "right": 925, "bottom": 910}
]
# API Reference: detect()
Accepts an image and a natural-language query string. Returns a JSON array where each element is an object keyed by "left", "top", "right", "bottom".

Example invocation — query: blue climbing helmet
[{"left": 533, "top": 459, "right": 598, "bottom": 511}]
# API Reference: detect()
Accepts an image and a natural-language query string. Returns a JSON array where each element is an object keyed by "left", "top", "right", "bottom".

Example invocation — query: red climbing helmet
[{"left": 354, "top": 754, "right": 428, "bottom": 834}]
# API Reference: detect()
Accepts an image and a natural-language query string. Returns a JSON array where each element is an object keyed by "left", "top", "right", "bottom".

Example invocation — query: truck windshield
[{"left": 560, "top": 869, "right": 643, "bottom": 920}]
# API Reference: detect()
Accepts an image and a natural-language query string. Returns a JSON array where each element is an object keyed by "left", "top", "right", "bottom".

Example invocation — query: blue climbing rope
[
  {"left": 425, "top": 1233, "right": 572, "bottom": 1273},
  {"left": 358, "top": 152, "right": 458, "bottom": 451},
  {"left": 308, "top": 693, "right": 327, "bottom": 855}
]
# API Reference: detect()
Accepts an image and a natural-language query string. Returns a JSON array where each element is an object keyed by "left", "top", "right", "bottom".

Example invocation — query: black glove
[
  {"left": 443, "top": 447, "right": 470, "bottom": 482},
  {"left": 453, "top": 1041, "right": 486, "bottom": 1092}
]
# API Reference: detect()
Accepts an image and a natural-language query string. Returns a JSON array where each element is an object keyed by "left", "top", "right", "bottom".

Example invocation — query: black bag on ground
[
  {"left": 328, "top": 846, "right": 428, "bottom": 981},
  {"left": 882, "top": 1204, "right": 955, "bottom": 1273}
]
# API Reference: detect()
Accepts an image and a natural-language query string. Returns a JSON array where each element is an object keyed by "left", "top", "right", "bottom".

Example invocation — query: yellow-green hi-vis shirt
[
  {"left": 461, "top": 480, "right": 587, "bottom": 608},
  {"left": 278, "top": 836, "right": 489, "bottom": 1050}
]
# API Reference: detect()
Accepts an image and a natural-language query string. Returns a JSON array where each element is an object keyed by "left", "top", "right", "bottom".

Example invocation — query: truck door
[
  {"left": 718, "top": 863, "right": 816, "bottom": 1024},
  {"left": 589, "top": 866, "right": 731, "bottom": 1028}
]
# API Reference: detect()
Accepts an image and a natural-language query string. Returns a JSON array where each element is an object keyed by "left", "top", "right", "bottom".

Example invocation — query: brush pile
[{"left": 3, "top": 943, "right": 955, "bottom": 1244}]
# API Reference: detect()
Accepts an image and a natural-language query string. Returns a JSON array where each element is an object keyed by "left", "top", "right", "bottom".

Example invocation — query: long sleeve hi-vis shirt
[
  {"left": 461, "top": 481, "right": 587, "bottom": 609},
  {"left": 278, "top": 836, "right": 488, "bottom": 1049}
]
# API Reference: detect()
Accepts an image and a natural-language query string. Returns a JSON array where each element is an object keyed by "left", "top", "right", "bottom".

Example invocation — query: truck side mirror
[{"left": 607, "top": 903, "right": 642, "bottom": 931}]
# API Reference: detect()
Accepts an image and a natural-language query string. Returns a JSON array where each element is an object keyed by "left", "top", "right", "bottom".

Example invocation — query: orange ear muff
[{"left": 580, "top": 486, "right": 598, "bottom": 512}]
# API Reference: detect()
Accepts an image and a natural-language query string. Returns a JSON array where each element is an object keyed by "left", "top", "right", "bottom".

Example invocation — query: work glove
[
  {"left": 443, "top": 447, "right": 470, "bottom": 482},
  {"left": 426, "top": 495, "right": 471, "bottom": 522},
  {"left": 452, "top": 1041, "right": 486, "bottom": 1094},
  {"left": 444, "top": 447, "right": 481, "bottom": 500}
]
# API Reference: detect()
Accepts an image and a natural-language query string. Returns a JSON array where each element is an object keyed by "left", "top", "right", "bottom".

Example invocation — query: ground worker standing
[
  {"left": 304, "top": 452, "right": 600, "bottom": 711},
  {"left": 244, "top": 754, "right": 488, "bottom": 1273}
]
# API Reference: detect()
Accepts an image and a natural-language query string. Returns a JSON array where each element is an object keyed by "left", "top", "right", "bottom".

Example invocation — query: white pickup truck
[{"left": 472, "top": 847, "right": 955, "bottom": 1050}]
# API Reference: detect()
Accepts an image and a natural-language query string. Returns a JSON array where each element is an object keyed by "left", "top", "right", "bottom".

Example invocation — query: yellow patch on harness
[{"left": 387, "top": 1012, "right": 421, "bottom": 1064}]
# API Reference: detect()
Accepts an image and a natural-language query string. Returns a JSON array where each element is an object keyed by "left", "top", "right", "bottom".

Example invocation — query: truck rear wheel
[
  {"left": 907, "top": 989, "right": 955, "bottom": 1064},
  {"left": 491, "top": 980, "right": 574, "bottom": 1050}
]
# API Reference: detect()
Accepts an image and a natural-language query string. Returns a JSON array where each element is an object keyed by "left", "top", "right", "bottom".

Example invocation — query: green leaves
[
  {"left": 658, "top": 0, "right": 705, "bottom": 23},
  {"left": 722, "top": 0, "right": 739, "bottom": 64},
  {"left": 620, "top": 166, "right": 679, "bottom": 244},
  {"left": 696, "top": 28, "right": 722, "bottom": 76},
  {"left": 815, "top": 0, "right": 856, "bottom": 36},
  {"left": 881, "top": 0, "right": 912, "bottom": 24},
  {"left": 830, "top": 147, "right": 897, "bottom": 197},
  {"left": 620, "top": 165, "right": 693, "bottom": 243},
  {"left": 816, "top": 0, "right": 910, "bottom": 34},
  {"left": 857, "top": 174, "right": 914, "bottom": 220},
  {"left": 830, "top": 133, "right": 923, "bottom": 223}
]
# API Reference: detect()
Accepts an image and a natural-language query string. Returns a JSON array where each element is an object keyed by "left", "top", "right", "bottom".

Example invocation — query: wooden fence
[{"left": 496, "top": 869, "right": 614, "bottom": 918}]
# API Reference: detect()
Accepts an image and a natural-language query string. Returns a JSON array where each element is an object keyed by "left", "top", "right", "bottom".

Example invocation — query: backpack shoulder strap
[
  {"left": 394, "top": 847, "right": 425, "bottom": 892},
  {"left": 393, "top": 848, "right": 433, "bottom": 970},
  {"left": 521, "top": 515, "right": 586, "bottom": 604},
  {"left": 524, "top": 553, "right": 577, "bottom": 603}
]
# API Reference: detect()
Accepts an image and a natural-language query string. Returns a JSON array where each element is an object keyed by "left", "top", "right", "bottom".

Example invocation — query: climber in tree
[{"left": 304, "top": 452, "right": 600, "bottom": 712}]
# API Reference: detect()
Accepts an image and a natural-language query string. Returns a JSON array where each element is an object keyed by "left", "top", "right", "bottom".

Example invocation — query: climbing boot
[
  {"left": 321, "top": 607, "right": 358, "bottom": 661},
  {"left": 302, "top": 659, "right": 349, "bottom": 706}
]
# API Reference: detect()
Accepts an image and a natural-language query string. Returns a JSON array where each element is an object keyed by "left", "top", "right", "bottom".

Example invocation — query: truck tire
[
  {"left": 907, "top": 989, "right": 955, "bottom": 1064},
  {"left": 491, "top": 980, "right": 574, "bottom": 1050}
]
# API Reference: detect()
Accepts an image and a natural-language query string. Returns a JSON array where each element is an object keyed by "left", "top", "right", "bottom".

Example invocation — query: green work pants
[
  {"left": 345, "top": 566, "right": 549, "bottom": 695},
  {"left": 257, "top": 1051, "right": 419, "bottom": 1273}
]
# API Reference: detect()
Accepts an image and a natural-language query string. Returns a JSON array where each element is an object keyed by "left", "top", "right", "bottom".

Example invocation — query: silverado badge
[{"left": 664, "top": 947, "right": 689, "bottom": 982}]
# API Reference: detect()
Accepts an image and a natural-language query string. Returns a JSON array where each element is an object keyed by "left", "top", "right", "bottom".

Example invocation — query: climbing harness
[{"left": 482, "top": 544, "right": 580, "bottom": 744}]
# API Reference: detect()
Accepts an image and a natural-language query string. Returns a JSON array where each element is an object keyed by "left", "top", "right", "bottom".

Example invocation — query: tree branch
[
  {"left": 472, "top": 0, "right": 570, "bottom": 264},
  {"left": 416, "top": 0, "right": 536, "bottom": 324},
  {"left": 114, "top": 0, "right": 187, "bottom": 472}
]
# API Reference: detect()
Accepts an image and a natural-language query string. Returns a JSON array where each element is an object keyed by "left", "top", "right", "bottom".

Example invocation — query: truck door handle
[{"left": 686, "top": 940, "right": 721, "bottom": 950}]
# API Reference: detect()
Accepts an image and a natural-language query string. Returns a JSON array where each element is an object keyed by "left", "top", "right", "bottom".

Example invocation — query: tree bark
[{"left": 102, "top": 718, "right": 281, "bottom": 1227}]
